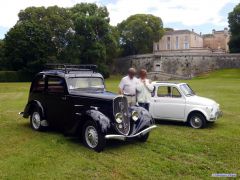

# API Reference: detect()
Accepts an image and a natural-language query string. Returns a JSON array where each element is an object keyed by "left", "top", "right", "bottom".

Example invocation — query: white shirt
[
  {"left": 119, "top": 76, "right": 139, "bottom": 95},
  {"left": 136, "top": 79, "right": 154, "bottom": 103}
]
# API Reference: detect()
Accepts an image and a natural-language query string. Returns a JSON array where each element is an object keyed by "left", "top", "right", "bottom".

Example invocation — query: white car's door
[{"left": 151, "top": 85, "right": 186, "bottom": 120}]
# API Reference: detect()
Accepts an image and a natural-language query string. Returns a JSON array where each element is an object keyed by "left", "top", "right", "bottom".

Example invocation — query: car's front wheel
[
  {"left": 82, "top": 121, "right": 106, "bottom": 152},
  {"left": 138, "top": 133, "right": 149, "bottom": 142},
  {"left": 189, "top": 113, "right": 206, "bottom": 129},
  {"left": 30, "top": 108, "right": 45, "bottom": 131}
]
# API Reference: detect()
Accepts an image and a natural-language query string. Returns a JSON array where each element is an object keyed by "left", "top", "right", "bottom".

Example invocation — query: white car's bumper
[{"left": 209, "top": 110, "right": 223, "bottom": 121}]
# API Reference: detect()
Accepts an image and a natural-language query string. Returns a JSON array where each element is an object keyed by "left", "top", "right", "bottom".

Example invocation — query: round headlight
[
  {"left": 115, "top": 113, "right": 123, "bottom": 123},
  {"left": 132, "top": 111, "right": 139, "bottom": 121}
]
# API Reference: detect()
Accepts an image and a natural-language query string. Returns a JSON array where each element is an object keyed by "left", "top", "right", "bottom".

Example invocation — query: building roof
[{"left": 164, "top": 29, "right": 201, "bottom": 37}]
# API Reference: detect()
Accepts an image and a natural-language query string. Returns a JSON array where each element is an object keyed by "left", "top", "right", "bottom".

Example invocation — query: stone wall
[{"left": 113, "top": 53, "right": 240, "bottom": 80}]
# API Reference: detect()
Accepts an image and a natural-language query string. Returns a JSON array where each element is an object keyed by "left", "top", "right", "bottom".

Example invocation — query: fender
[
  {"left": 186, "top": 107, "right": 210, "bottom": 121},
  {"left": 129, "top": 106, "right": 154, "bottom": 135},
  {"left": 23, "top": 100, "right": 45, "bottom": 118},
  {"left": 85, "top": 110, "right": 111, "bottom": 133}
]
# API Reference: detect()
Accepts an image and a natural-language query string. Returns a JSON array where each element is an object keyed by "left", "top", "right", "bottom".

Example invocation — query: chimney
[
  {"left": 200, "top": 32, "right": 202, "bottom": 36},
  {"left": 192, "top": 29, "right": 194, "bottom": 32},
  {"left": 212, "top": 29, "right": 215, "bottom": 34}
]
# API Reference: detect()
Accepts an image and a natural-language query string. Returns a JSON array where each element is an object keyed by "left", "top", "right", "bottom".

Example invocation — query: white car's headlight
[
  {"left": 132, "top": 111, "right": 139, "bottom": 121},
  {"left": 115, "top": 113, "right": 123, "bottom": 123}
]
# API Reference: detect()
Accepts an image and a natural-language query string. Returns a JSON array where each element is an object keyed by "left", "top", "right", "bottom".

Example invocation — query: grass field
[{"left": 0, "top": 69, "right": 239, "bottom": 179}]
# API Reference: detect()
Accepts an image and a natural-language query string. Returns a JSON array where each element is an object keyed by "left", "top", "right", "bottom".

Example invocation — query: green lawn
[{"left": 0, "top": 69, "right": 239, "bottom": 179}]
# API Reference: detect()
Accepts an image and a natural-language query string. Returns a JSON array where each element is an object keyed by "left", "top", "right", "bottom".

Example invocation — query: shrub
[{"left": 0, "top": 71, "right": 33, "bottom": 82}]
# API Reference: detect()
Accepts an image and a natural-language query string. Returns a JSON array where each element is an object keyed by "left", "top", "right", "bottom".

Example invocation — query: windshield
[
  {"left": 180, "top": 84, "right": 195, "bottom": 96},
  {"left": 67, "top": 77, "right": 104, "bottom": 91}
]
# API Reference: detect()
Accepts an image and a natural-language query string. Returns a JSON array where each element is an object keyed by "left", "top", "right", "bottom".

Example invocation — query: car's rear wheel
[
  {"left": 30, "top": 107, "right": 45, "bottom": 131},
  {"left": 138, "top": 132, "right": 149, "bottom": 142},
  {"left": 189, "top": 113, "right": 206, "bottom": 129},
  {"left": 82, "top": 121, "right": 106, "bottom": 152}
]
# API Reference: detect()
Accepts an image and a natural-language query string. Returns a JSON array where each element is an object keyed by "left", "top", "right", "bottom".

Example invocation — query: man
[
  {"left": 136, "top": 69, "right": 154, "bottom": 111},
  {"left": 119, "top": 68, "right": 139, "bottom": 106}
]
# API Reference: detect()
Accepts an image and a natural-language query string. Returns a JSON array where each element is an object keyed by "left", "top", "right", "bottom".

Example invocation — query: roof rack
[{"left": 45, "top": 64, "right": 97, "bottom": 73}]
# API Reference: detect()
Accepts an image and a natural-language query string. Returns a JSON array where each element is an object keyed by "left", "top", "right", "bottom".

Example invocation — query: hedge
[{"left": 0, "top": 71, "right": 34, "bottom": 82}]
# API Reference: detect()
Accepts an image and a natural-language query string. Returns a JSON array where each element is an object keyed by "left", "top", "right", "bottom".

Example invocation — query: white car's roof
[{"left": 152, "top": 81, "right": 187, "bottom": 86}]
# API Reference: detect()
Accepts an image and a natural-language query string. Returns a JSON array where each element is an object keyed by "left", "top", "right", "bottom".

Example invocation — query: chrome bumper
[{"left": 105, "top": 125, "right": 157, "bottom": 140}]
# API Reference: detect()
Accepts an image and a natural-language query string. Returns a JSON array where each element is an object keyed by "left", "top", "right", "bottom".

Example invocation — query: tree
[
  {"left": 3, "top": 3, "right": 118, "bottom": 77},
  {"left": 117, "top": 14, "right": 164, "bottom": 56},
  {"left": 70, "top": 3, "right": 118, "bottom": 77},
  {"left": 4, "top": 6, "right": 73, "bottom": 73},
  {"left": 0, "top": 40, "right": 4, "bottom": 70},
  {"left": 228, "top": 3, "right": 240, "bottom": 53}
]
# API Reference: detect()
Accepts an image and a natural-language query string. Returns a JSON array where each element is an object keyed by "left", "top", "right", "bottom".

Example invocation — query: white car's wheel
[{"left": 189, "top": 113, "right": 206, "bottom": 129}]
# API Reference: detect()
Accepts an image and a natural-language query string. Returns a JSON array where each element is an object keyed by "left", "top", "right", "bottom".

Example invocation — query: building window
[
  {"left": 155, "top": 64, "right": 161, "bottom": 71},
  {"left": 176, "top": 36, "right": 179, "bottom": 49},
  {"left": 184, "top": 43, "right": 189, "bottom": 49},
  {"left": 184, "top": 36, "right": 189, "bottom": 49},
  {"left": 167, "top": 36, "right": 171, "bottom": 50}
]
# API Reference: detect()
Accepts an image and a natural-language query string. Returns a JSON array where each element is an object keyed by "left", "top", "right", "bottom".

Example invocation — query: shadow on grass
[
  {"left": 155, "top": 119, "right": 187, "bottom": 127},
  {"left": 19, "top": 121, "right": 139, "bottom": 151},
  {"left": 155, "top": 119, "right": 218, "bottom": 129}
]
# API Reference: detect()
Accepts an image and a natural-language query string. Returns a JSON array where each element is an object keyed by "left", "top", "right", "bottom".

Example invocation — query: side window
[
  {"left": 31, "top": 76, "right": 45, "bottom": 93},
  {"left": 157, "top": 86, "right": 171, "bottom": 97},
  {"left": 47, "top": 77, "right": 65, "bottom": 94},
  {"left": 172, "top": 87, "right": 182, "bottom": 98}
]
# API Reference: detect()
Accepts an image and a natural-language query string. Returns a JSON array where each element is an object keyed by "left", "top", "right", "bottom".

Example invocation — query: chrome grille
[{"left": 113, "top": 96, "right": 130, "bottom": 135}]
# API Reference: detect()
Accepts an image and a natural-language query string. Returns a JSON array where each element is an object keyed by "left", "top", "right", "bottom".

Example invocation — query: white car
[{"left": 149, "top": 82, "right": 222, "bottom": 129}]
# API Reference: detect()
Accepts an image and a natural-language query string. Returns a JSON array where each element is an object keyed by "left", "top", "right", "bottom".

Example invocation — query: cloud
[
  {"left": 106, "top": 0, "right": 238, "bottom": 27},
  {"left": 0, "top": 0, "right": 238, "bottom": 30},
  {"left": 0, "top": 0, "right": 99, "bottom": 28}
]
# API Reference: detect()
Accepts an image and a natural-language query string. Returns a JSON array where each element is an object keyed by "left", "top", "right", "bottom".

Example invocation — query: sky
[{"left": 0, "top": 0, "right": 239, "bottom": 39}]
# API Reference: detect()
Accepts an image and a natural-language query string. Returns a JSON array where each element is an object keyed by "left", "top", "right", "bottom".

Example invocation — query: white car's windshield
[
  {"left": 67, "top": 77, "right": 104, "bottom": 91},
  {"left": 180, "top": 84, "right": 195, "bottom": 96}
]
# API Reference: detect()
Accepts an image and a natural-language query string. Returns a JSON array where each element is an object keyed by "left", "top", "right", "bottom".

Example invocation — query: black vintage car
[{"left": 20, "top": 64, "right": 156, "bottom": 152}]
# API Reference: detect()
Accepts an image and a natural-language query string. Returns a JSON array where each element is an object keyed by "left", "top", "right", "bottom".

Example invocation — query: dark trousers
[{"left": 138, "top": 103, "right": 149, "bottom": 111}]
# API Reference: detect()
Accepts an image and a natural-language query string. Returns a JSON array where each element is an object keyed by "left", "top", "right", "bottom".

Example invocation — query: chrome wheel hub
[
  {"left": 191, "top": 116, "right": 202, "bottom": 128},
  {"left": 85, "top": 126, "right": 98, "bottom": 148},
  {"left": 32, "top": 112, "right": 41, "bottom": 129}
]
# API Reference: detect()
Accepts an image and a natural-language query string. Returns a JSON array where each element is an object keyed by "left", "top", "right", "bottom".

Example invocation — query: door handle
[{"left": 61, "top": 96, "right": 67, "bottom": 100}]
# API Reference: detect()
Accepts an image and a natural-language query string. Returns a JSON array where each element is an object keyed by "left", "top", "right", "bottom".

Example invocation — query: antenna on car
[{"left": 45, "top": 64, "right": 98, "bottom": 73}]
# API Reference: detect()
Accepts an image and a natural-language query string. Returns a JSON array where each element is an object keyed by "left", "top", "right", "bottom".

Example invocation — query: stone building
[
  {"left": 203, "top": 28, "right": 230, "bottom": 53},
  {"left": 154, "top": 28, "right": 230, "bottom": 54},
  {"left": 153, "top": 29, "right": 204, "bottom": 53}
]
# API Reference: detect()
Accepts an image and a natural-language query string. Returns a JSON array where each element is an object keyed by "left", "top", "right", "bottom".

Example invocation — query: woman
[{"left": 136, "top": 69, "right": 154, "bottom": 111}]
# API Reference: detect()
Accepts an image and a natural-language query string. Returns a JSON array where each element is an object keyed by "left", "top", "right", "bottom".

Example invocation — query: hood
[
  {"left": 187, "top": 95, "right": 217, "bottom": 106},
  {"left": 69, "top": 90, "right": 118, "bottom": 100}
]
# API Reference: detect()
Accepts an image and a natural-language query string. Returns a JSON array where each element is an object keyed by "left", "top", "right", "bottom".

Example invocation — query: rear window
[
  {"left": 47, "top": 77, "right": 65, "bottom": 94},
  {"left": 31, "top": 76, "right": 45, "bottom": 93}
]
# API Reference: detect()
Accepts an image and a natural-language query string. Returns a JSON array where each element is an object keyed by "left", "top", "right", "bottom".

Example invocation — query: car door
[
  {"left": 151, "top": 85, "right": 186, "bottom": 120},
  {"left": 45, "top": 76, "right": 69, "bottom": 129}
]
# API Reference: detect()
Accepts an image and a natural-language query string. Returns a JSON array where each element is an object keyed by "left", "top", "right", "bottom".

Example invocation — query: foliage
[
  {"left": 228, "top": 3, "right": 240, "bottom": 53},
  {"left": 4, "top": 6, "right": 72, "bottom": 73},
  {"left": 117, "top": 14, "right": 164, "bottom": 56},
  {"left": 0, "top": 69, "right": 240, "bottom": 179},
  {"left": 164, "top": 27, "right": 174, "bottom": 32},
  {"left": 70, "top": 3, "right": 119, "bottom": 77},
  {"left": 2, "top": 3, "right": 119, "bottom": 78},
  {"left": 0, "top": 40, "right": 4, "bottom": 70},
  {"left": 0, "top": 71, "right": 33, "bottom": 82}
]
